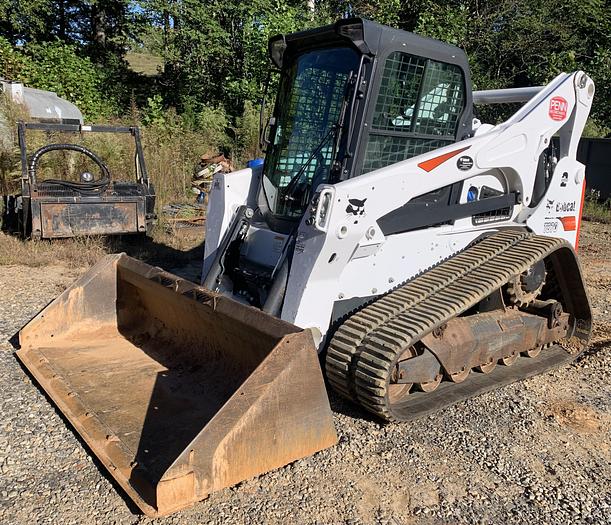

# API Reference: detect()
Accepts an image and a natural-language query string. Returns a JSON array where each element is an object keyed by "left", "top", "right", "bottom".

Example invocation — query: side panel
[
  {"left": 525, "top": 157, "right": 586, "bottom": 246},
  {"left": 202, "top": 166, "right": 261, "bottom": 279},
  {"left": 39, "top": 202, "right": 140, "bottom": 238}
]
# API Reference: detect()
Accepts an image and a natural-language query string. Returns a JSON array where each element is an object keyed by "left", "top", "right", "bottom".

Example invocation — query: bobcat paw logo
[
  {"left": 546, "top": 199, "right": 554, "bottom": 211},
  {"left": 346, "top": 198, "right": 367, "bottom": 216}
]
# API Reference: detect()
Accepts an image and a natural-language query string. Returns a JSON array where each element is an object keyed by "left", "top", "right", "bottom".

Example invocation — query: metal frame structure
[{"left": 13, "top": 121, "right": 155, "bottom": 239}]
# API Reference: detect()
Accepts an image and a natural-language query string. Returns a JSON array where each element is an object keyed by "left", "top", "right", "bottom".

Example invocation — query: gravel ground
[{"left": 0, "top": 222, "right": 609, "bottom": 525}]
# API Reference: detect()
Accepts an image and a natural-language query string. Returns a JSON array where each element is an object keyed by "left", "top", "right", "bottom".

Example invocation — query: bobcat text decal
[{"left": 556, "top": 201, "right": 576, "bottom": 213}]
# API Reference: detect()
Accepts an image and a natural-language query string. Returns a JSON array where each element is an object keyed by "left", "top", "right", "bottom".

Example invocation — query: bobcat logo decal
[{"left": 346, "top": 198, "right": 367, "bottom": 216}]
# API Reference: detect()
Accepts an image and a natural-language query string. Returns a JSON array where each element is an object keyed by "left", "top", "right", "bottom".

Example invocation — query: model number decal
[
  {"left": 295, "top": 232, "right": 306, "bottom": 254},
  {"left": 549, "top": 96, "right": 568, "bottom": 121},
  {"left": 543, "top": 221, "right": 559, "bottom": 234}
]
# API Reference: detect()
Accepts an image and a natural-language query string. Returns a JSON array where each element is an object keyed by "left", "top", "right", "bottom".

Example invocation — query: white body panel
[
  {"left": 204, "top": 71, "right": 594, "bottom": 349},
  {"left": 202, "top": 166, "right": 261, "bottom": 277}
]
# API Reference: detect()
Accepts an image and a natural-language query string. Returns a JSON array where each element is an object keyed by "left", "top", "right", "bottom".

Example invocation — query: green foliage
[
  {"left": 415, "top": 3, "right": 469, "bottom": 47},
  {"left": 156, "top": 0, "right": 314, "bottom": 116},
  {"left": 194, "top": 105, "right": 231, "bottom": 150},
  {"left": 1, "top": 0, "right": 610, "bottom": 206},
  {"left": 234, "top": 100, "right": 263, "bottom": 163},
  {"left": 583, "top": 190, "right": 611, "bottom": 223},
  {"left": 334, "top": 0, "right": 402, "bottom": 27},
  {"left": 21, "top": 41, "right": 114, "bottom": 120},
  {"left": 414, "top": 0, "right": 611, "bottom": 126},
  {"left": 142, "top": 94, "right": 166, "bottom": 128},
  {"left": 0, "top": 35, "right": 29, "bottom": 78},
  {"left": 0, "top": 0, "right": 51, "bottom": 43},
  {"left": 0, "top": 36, "right": 115, "bottom": 120},
  {"left": 583, "top": 118, "right": 611, "bottom": 139}
]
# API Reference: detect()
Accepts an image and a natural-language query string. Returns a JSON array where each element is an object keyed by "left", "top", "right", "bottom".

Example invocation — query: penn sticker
[{"left": 549, "top": 96, "right": 568, "bottom": 121}]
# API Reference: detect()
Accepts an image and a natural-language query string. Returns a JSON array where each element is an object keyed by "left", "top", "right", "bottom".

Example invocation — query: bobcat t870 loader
[{"left": 18, "top": 18, "right": 594, "bottom": 516}]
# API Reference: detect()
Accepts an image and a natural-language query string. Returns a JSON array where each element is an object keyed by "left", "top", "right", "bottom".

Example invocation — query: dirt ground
[{"left": 0, "top": 222, "right": 609, "bottom": 524}]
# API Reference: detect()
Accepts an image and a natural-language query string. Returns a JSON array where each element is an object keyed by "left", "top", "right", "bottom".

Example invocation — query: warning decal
[{"left": 549, "top": 96, "right": 568, "bottom": 121}]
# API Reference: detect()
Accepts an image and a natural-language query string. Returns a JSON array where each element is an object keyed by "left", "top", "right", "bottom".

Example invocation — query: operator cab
[
  {"left": 204, "top": 18, "right": 473, "bottom": 309},
  {"left": 258, "top": 18, "right": 473, "bottom": 234}
]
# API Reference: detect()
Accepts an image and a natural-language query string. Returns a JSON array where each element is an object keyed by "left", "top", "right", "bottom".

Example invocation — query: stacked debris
[
  {"left": 163, "top": 154, "right": 233, "bottom": 230},
  {"left": 191, "top": 154, "right": 233, "bottom": 204}
]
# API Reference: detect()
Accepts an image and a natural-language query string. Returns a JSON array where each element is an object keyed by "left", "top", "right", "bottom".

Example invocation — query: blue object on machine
[
  {"left": 196, "top": 191, "right": 206, "bottom": 204},
  {"left": 467, "top": 186, "right": 478, "bottom": 202},
  {"left": 247, "top": 158, "right": 264, "bottom": 168}
]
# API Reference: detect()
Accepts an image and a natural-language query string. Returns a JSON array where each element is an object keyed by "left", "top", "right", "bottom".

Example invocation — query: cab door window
[{"left": 362, "top": 52, "right": 466, "bottom": 174}]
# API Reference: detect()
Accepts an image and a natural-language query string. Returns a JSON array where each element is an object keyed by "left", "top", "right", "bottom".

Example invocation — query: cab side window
[{"left": 362, "top": 52, "right": 466, "bottom": 174}]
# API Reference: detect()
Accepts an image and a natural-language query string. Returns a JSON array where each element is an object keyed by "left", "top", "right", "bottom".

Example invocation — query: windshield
[{"left": 263, "top": 47, "right": 360, "bottom": 219}]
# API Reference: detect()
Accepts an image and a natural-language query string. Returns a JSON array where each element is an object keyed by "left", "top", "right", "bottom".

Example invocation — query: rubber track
[
  {"left": 325, "top": 230, "right": 587, "bottom": 422},
  {"left": 325, "top": 229, "right": 530, "bottom": 399}
]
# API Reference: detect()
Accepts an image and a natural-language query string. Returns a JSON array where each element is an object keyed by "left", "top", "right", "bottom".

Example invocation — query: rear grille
[
  {"left": 35, "top": 184, "right": 80, "bottom": 197},
  {"left": 473, "top": 206, "right": 513, "bottom": 225}
]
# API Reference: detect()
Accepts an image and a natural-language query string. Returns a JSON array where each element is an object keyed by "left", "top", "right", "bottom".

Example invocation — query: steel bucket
[{"left": 18, "top": 254, "right": 337, "bottom": 516}]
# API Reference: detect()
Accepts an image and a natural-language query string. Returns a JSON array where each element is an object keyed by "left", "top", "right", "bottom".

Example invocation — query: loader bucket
[{"left": 17, "top": 254, "right": 337, "bottom": 516}]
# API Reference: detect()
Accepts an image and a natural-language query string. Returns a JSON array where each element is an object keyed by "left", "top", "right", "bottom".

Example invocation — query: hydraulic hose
[{"left": 29, "top": 143, "right": 111, "bottom": 195}]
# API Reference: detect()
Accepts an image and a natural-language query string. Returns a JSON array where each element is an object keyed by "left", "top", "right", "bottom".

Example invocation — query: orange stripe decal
[
  {"left": 418, "top": 146, "right": 471, "bottom": 172},
  {"left": 559, "top": 216, "right": 577, "bottom": 231},
  {"left": 574, "top": 179, "right": 587, "bottom": 251}
]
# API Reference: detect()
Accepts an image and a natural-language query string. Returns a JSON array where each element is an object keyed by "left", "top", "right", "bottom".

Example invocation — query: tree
[
  {"left": 0, "top": 36, "right": 113, "bottom": 119},
  {"left": 412, "top": 0, "right": 611, "bottom": 125},
  {"left": 0, "top": 0, "right": 608, "bottom": 131},
  {"left": 0, "top": 0, "right": 52, "bottom": 43},
  {"left": 146, "top": 1, "right": 317, "bottom": 115}
]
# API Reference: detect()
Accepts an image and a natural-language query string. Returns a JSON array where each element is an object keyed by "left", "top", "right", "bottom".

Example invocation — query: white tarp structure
[{"left": 1, "top": 79, "right": 83, "bottom": 124}]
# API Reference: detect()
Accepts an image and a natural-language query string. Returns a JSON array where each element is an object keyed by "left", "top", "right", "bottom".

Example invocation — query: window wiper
[
  {"left": 282, "top": 70, "right": 356, "bottom": 203},
  {"left": 282, "top": 125, "right": 337, "bottom": 202}
]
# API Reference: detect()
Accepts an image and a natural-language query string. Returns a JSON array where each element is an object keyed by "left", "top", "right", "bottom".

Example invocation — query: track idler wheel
[
  {"left": 523, "top": 345, "right": 543, "bottom": 358},
  {"left": 447, "top": 367, "right": 470, "bottom": 383},
  {"left": 500, "top": 352, "right": 519, "bottom": 366},
  {"left": 388, "top": 348, "right": 417, "bottom": 402},
  {"left": 416, "top": 372, "right": 442, "bottom": 392},
  {"left": 507, "top": 260, "right": 546, "bottom": 307}
]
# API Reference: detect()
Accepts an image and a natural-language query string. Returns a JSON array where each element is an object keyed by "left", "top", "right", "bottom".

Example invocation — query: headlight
[{"left": 81, "top": 172, "right": 94, "bottom": 183}]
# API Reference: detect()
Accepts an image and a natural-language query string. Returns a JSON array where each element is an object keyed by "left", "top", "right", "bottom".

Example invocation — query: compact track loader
[{"left": 18, "top": 18, "right": 594, "bottom": 516}]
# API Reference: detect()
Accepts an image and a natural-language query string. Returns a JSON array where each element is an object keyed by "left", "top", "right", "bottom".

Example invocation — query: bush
[
  {"left": 0, "top": 96, "right": 29, "bottom": 195},
  {"left": 234, "top": 100, "right": 262, "bottom": 164},
  {"left": 136, "top": 101, "right": 231, "bottom": 208},
  {"left": 0, "top": 36, "right": 115, "bottom": 121},
  {"left": 0, "top": 36, "right": 30, "bottom": 80}
]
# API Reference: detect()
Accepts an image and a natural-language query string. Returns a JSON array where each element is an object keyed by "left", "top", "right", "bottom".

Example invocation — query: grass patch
[
  {"left": 125, "top": 52, "right": 164, "bottom": 76},
  {"left": 583, "top": 196, "right": 611, "bottom": 224},
  {"left": 0, "top": 225, "right": 204, "bottom": 270},
  {"left": 0, "top": 96, "right": 260, "bottom": 205},
  {"left": 0, "top": 233, "right": 108, "bottom": 268}
]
